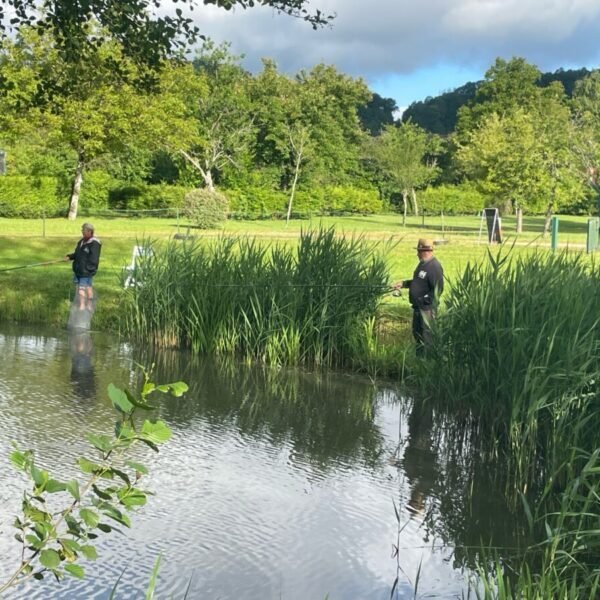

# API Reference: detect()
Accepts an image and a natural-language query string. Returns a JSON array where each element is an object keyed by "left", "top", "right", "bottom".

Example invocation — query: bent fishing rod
[{"left": 0, "top": 258, "right": 66, "bottom": 274}]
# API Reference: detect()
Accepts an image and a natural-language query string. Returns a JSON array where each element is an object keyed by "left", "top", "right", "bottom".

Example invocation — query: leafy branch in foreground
[{"left": 0, "top": 371, "right": 188, "bottom": 595}]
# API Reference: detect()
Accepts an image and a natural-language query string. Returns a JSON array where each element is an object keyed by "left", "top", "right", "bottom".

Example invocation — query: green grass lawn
[{"left": 0, "top": 213, "right": 594, "bottom": 330}]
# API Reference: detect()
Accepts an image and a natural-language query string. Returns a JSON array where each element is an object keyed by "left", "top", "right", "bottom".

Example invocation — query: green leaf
[
  {"left": 39, "top": 549, "right": 61, "bottom": 569},
  {"left": 97, "top": 522, "right": 112, "bottom": 533},
  {"left": 92, "top": 485, "right": 113, "bottom": 500},
  {"left": 118, "top": 488, "right": 147, "bottom": 508},
  {"left": 30, "top": 464, "right": 49, "bottom": 488},
  {"left": 108, "top": 383, "right": 134, "bottom": 414},
  {"left": 9, "top": 448, "right": 32, "bottom": 471},
  {"left": 125, "top": 388, "right": 157, "bottom": 410},
  {"left": 145, "top": 554, "right": 162, "bottom": 600},
  {"left": 140, "top": 420, "right": 172, "bottom": 444},
  {"left": 155, "top": 381, "right": 188, "bottom": 397},
  {"left": 46, "top": 479, "right": 66, "bottom": 494},
  {"left": 60, "top": 539, "right": 81, "bottom": 553},
  {"left": 80, "top": 545, "right": 98, "bottom": 561},
  {"left": 125, "top": 461, "right": 148, "bottom": 475},
  {"left": 87, "top": 434, "right": 113, "bottom": 453},
  {"left": 80, "top": 508, "right": 100, "bottom": 528},
  {"left": 64, "top": 564, "right": 85, "bottom": 579},
  {"left": 78, "top": 458, "right": 104, "bottom": 475},
  {"left": 66, "top": 480, "right": 80, "bottom": 501}
]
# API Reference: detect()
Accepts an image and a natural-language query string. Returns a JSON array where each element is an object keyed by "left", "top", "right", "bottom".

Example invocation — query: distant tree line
[{"left": 1, "top": 26, "right": 599, "bottom": 223}]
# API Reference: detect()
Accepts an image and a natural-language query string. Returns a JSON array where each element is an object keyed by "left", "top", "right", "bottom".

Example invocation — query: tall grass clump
[
  {"left": 421, "top": 248, "right": 600, "bottom": 489},
  {"left": 122, "top": 229, "right": 391, "bottom": 368},
  {"left": 474, "top": 448, "right": 600, "bottom": 599}
]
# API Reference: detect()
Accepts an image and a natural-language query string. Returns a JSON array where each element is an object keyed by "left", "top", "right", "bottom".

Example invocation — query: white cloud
[{"left": 185, "top": 0, "right": 600, "bottom": 80}]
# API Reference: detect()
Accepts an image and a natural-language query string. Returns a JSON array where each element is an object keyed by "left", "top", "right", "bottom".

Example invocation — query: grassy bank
[{"left": 0, "top": 214, "right": 591, "bottom": 333}]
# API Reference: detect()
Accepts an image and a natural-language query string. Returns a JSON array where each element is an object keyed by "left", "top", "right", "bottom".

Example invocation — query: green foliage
[
  {"left": 476, "top": 449, "right": 600, "bottom": 599},
  {"left": 422, "top": 249, "right": 600, "bottom": 489},
  {"left": 0, "top": 175, "right": 63, "bottom": 217},
  {"left": 225, "top": 185, "right": 382, "bottom": 218},
  {"left": 108, "top": 182, "right": 190, "bottom": 211},
  {"left": 0, "top": 370, "right": 187, "bottom": 595},
  {"left": 122, "top": 229, "right": 392, "bottom": 368},
  {"left": 184, "top": 188, "right": 229, "bottom": 229},
  {"left": 419, "top": 184, "right": 485, "bottom": 214}
]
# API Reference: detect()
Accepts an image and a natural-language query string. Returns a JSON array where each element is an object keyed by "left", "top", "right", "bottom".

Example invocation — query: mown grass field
[{"left": 0, "top": 213, "right": 594, "bottom": 329}]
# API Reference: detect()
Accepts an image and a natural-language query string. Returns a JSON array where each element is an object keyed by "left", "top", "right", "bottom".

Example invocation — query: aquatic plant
[
  {"left": 421, "top": 248, "right": 600, "bottom": 490},
  {"left": 122, "top": 228, "right": 392, "bottom": 368},
  {"left": 0, "top": 371, "right": 187, "bottom": 594}
]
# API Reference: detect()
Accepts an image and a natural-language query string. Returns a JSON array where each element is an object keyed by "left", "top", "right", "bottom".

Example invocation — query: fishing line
[{"left": 0, "top": 259, "right": 66, "bottom": 273}]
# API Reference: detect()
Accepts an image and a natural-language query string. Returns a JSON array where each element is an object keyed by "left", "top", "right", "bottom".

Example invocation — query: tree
[
  {"left": 572, "top": 72, "right": 600, "bottom": 208},
  {"left": 358, "top": 93, "right": 398, "bottom": 136},
  {"left": 0, "top": 28, "right": 193, "bottom": 218},
  {"left": 177, "top": 42, "right": 255, "bottom": 192},
  {"left": 0, "top": 0, "right": 332, "bottom": 68},
  {"left": 366, "top": 122, "right": 439, "bottom": 221}
]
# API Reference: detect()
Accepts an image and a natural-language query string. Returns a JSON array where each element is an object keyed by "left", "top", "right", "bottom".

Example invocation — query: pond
[{"left": 0, "top": 324, "right": 516, "bottom": 599}]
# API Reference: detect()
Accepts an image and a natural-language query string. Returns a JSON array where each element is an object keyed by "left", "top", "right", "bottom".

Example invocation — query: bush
[
  {"left": 184, "top": 188, "right": 229, "bottom": 229},
  {"left": 0, "top": 176, "right": 63, "bottom": 217},
  {"left": 226, "top": 187, "right": 287, "bottom": 218},
  {"left": 109, "top": 183, "right": 190, "bottom": 211},
  {"left": 80, "top": 170, "right": 119, "bottom": 210},
  {"left": 225, "top": 185, "right": 382, "bottom": 218},
  {"left": 419, "top": 184, "right": 485, "bottom": 215}
]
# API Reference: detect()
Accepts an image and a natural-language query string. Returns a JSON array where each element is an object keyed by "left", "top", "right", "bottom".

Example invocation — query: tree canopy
[{"left": 0, "top": 0, "right": 333, "bottom": 67}]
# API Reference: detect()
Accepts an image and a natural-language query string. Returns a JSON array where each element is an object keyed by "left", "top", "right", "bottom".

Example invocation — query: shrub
[
  {"left": 225, "top": 185, "right": 382, "bottom": 218},
  {"left": 419, "top": 184, "right": 485, "bottom": 215},
  {"left": 184, "top": 188, "right": 229, "bottom": 229},
  {"left": 109, "top": 183, "right": 190, "bottom": 212},
  {"left": 80, "top": 170, "right": 119, "bottom": 209},
  {"left": 0, "top": 176, "right": 63, "bottom": 217}
]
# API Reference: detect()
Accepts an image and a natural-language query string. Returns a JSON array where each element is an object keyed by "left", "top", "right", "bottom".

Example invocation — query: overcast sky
[{"left": 188, "top": 0, "right": 600, "bottom": 109}]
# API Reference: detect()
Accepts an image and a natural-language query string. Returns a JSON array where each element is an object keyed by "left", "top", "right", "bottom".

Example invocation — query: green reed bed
[
  {"left": 122, "top": 229, "right": 391, "bottom": 368},
  {"left": 417, "top": 248, "right": 600, "bottom": 598},
  {"left": 421, "top": 248, "right": 600, "bottom": 487}
]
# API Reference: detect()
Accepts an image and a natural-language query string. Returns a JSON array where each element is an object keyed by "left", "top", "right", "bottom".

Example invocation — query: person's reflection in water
[
  {"left": 69, "top": 331, "right": 97, "bottom": 401},
  {"left": 402, "top": 402, "right": 438, "bottom": 520}
]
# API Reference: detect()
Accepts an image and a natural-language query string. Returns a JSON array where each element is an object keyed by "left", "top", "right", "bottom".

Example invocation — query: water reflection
[
  {"left": 136, "top": 348, "right": 388, "bottom": 470},
  {"left": 69, "top": 331, "right": 96, "bottom": 401},
  {"left": 0, "top": 325, "right": 524, "bottom": 599}
]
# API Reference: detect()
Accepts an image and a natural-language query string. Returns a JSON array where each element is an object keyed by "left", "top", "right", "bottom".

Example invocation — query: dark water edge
[{"left": 0, "top": 323, "right": 516, "bottom": 599}]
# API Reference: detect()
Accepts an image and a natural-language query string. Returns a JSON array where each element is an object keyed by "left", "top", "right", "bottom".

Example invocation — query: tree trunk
[
  {"left": 286, "top": 152, "right": 302, "bottom": 225},
  {"left": 410, "top": 188, "right": 419, "bottom": 217},
  {"left": 401, "top": 190, "right": 408, "bottom": 226},
  {"left": 543, "top": 203, "right": 554, "bottom": 237},
  {"left": 203, "top": 169, "right": 215, "bottom": 193},
  {"left": 67, "top": 154, "right": 85, "bottom": 220},
  {"left": 516, "top": 207, "right": 523, "bottom": 234}
]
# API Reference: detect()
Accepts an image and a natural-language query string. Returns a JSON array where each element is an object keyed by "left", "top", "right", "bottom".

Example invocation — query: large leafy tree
[
  {"left": 0, "top": 28, "right": 194, "bottom": 218},
  {"left": 366, "top": 122, "right": 439, "bottom": 220},
  {"left": 175, "top": 42, "right": 255, "bottom": 192},
  {"left": 0, "top": 0, "right": 332, "bottom": 68}
]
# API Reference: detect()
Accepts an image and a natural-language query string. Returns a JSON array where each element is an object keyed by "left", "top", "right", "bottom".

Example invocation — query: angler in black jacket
[
  {"left": 65, "top": 223, "right": 102, "bottom": 310},
  {"left": 394, "top": 238, "right": 444, "bottom": 357}
]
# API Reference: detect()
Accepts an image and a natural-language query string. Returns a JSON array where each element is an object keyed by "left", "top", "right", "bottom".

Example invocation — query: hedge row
[
  {"left": 0, "top": 176, "right": 64, "bottom": 217},
  {"left": 419, "top": 184, "right": 485, "bottom": 215},
  {"left": 226, "top": 185, "right": 383, "bottom": 218},
  {"left": 0, "top": 173, "right": 485, "bottom": 219}
]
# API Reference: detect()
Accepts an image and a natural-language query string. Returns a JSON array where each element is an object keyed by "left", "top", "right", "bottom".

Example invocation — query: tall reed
[
  {"left": 121, "top": 229, "right": 391, "bottom": 368},
  {"left": 421, "top": 248, "right": 600, "bottom": 490}
]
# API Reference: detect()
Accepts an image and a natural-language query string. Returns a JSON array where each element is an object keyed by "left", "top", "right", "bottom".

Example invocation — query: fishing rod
[{"left": 0, "top": 258, "right": 66, "bottom": 274}]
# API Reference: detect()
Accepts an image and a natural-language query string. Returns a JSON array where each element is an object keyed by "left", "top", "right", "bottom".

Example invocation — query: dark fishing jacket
[
  {"left": 68, "top": 236, "right": 102, "bottom": 277},
  {"left": 403, "top": 257, "right": 444, "bottom": 310}
]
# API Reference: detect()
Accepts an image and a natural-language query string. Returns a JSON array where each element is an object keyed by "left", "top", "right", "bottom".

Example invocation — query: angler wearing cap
[
  {"left": 395, "top": 238, "right": 444, "bottom": 357},
  {"left": 65, "top": 223, "right": 102, "bottom": 310}
]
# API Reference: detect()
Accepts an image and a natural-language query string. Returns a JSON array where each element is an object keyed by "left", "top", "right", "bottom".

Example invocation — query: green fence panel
[{"left": 587, "top": 218, "right": 600, "bottom": 253}]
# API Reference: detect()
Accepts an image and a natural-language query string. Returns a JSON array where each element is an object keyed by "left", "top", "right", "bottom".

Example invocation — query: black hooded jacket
[
  {"left": 403, "top": 257, "right": 444, "bottom": 310},
  {"left": 68, "top": 237, "right": 102, "bottom": 277}
]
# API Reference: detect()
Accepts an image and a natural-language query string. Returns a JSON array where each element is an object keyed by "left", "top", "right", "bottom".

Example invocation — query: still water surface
[{"left": 0, "top": 324, "right": 491, "bottom": 599}]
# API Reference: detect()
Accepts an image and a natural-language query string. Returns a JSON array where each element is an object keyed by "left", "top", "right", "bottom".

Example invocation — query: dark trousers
[{"left": 412, "top": 308, "right": 435, "bottom": 357}]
